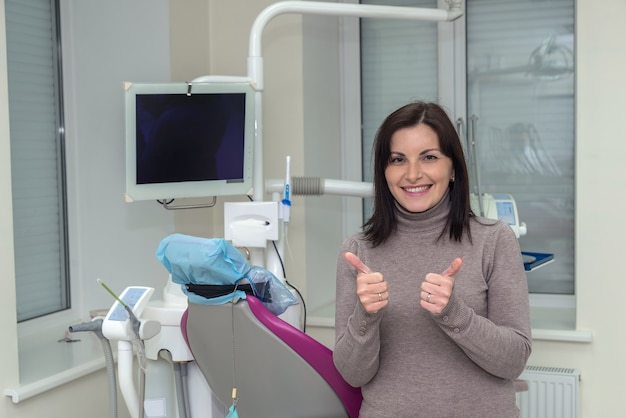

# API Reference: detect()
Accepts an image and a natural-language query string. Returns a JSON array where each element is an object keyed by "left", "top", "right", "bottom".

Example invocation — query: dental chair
[{"left": 182, "top": 293, "right": 362, "bottom": 418}]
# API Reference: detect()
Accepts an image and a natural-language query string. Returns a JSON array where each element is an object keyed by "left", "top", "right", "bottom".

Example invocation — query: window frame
[{"left": 6, "top": 0, "right": 72, "bottom": 326}]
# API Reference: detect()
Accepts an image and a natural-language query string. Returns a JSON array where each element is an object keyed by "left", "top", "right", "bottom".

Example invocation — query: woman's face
[{"left": 384, "top": 124, "right": 454, "bottom": 213}]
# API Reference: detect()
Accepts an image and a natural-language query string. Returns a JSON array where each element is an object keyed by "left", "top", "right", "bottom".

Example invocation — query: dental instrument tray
[{"left": 521, "top": 251, "right": 554, "bottom": 271}]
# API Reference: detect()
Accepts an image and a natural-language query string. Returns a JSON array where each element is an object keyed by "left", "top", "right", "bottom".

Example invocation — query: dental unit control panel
[{"left": 101, "top": 282, "right": 157, "bottom": 341}]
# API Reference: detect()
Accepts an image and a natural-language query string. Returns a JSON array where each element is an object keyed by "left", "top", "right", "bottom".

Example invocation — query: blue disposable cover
[{"left": 155, "top": 233, "right": 297, "bottom": 315}]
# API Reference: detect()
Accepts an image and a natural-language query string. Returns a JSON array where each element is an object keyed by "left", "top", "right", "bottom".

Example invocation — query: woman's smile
[{"left": 402, "top": 185, "right": 431, "bottom": 194}]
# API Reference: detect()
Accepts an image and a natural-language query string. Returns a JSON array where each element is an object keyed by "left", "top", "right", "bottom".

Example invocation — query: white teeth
[{"left": 404, "top": 186, "right": 429, "bottom": 193}]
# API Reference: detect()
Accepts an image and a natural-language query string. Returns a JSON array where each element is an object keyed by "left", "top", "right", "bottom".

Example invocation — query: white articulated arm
[{"left": 246, "top": 1, "right": 463, "bottom": 201}]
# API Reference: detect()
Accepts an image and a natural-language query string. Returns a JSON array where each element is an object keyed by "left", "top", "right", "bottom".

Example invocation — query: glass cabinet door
[{"left": 465, "top": 0, "right": 575, "bottom": 294}]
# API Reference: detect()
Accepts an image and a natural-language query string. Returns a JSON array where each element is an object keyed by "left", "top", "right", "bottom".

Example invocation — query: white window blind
[{"left": 5, "top": 0, "right": 69, "bottom": 321}]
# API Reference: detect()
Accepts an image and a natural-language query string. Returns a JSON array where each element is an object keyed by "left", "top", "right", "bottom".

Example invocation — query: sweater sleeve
[
  {"left": 332, "top": 238, "right": 384, "bottom": 387},
  {"left": 432, "top": 223, "right": 532, "bottom": 379}
]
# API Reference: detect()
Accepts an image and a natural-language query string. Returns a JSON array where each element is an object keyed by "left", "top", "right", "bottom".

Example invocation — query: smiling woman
[{"left": 333, "top": 101, "right": 531, "bottom": 418}]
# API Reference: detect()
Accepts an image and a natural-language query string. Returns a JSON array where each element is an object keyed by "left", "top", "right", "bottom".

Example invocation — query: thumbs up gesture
[
  {"left": 343, "top": 252, "right": 388, "bottom": 314},
  {"left": 420, "top": 258, "right": 463, "bottom": 314}
]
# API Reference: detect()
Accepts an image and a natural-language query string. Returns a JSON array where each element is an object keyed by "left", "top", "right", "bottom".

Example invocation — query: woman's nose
[{"left": 405, "top": 161, "right": 422, "bottom": 182}]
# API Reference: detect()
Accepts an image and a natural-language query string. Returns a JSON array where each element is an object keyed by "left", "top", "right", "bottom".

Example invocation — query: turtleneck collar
[{"left": 394, "top": 189, "right": 451, "bottom": 233}]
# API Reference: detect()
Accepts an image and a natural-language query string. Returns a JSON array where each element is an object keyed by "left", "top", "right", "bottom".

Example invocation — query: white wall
[
  {"left": 64, "top": 0, "right": 175, "bottom": 314},
  {"left": 302, "top": 14, "right": 344, "bottom": 316},
  {"left": 2, "top": 1, "right": 626, "bottom": 418}
]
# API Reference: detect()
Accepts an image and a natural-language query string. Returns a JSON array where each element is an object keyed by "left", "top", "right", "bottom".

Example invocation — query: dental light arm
[
  {"left": 247, "top": 1, "right": 464, "bottom": 201},
  {"left": 248, "top": 0, "right": 463, "bottom": 78}
]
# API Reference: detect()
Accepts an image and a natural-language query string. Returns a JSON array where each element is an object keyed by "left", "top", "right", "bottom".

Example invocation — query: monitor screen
[{"left": 124, "top": 80, "right": 255, "bottom": 201}]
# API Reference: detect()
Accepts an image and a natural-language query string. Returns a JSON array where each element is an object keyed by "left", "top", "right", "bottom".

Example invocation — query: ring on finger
[
  {"left": 426, "top": 292, "right": 432, "bottom": 302},
  {"left": 378, "top": 292, "right": 383, "bottom": 302}
]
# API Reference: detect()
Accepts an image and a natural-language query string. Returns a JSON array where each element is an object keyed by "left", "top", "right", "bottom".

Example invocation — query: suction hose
[
  {"left": 160, "top": 349, "right": 190, "bottom": 418},
  {"left": 173, "top": 361, "right": 189, "bottom": 418},
  {"left": 69, "top": 319, "right": 118, "bottom": 418}
]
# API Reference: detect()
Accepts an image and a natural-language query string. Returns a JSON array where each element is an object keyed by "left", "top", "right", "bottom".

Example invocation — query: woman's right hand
[{"left": 344, "top": 252, "right": 388, "bottom": 314}]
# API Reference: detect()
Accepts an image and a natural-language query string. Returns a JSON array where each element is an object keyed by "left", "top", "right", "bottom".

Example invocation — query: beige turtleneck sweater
[{"left": 333, "top": 195, "right": 531, "bottom": 418}]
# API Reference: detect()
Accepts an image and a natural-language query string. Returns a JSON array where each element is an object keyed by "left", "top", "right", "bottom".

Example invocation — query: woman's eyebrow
[
  {"left": 419, "top": 148, "right": 442, "bottom": 155},
  {"left": 389, "top": 148, "right": 443, "bottom": 156}
]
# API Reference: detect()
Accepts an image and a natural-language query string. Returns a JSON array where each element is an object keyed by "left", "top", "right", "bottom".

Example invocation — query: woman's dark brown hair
[{"left": 363, "top": 102, "right": 473, "bottom": 247}]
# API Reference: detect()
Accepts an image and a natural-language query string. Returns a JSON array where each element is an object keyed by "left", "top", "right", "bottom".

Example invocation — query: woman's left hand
[{"left": 419, "top": 258, "right": 463, "bottom": 314}]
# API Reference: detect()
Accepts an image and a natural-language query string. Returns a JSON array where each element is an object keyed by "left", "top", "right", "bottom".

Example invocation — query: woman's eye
[
  {"left": 423, "top": 154, "right": 438, "bottom": 161},
  {"left": 389, "top": 156, "right": 405, "bottom": 164}
]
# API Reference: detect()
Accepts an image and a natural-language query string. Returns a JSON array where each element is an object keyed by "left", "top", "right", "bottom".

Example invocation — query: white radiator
[{"left": 516, "top": 365, "right": 580, "bottom": 418}]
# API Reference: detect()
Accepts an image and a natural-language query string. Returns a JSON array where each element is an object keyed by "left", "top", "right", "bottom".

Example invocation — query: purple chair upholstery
[
  {"left": 245, "top": 296, "right": 362, "bottom": 417},
  {"left": 181, "top": 296, "right": 362, "bottom": 418}
]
